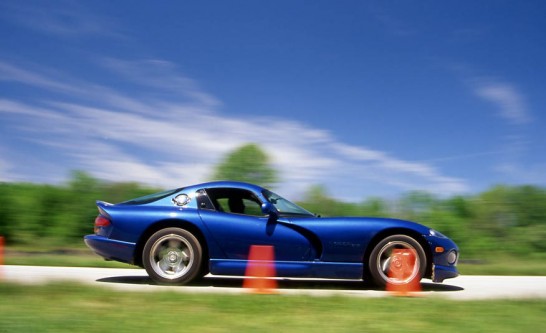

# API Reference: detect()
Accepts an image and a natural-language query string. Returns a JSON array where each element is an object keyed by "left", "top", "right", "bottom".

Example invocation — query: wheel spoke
[
  {"left": 168, "top": 239, "right": 182, "bottom": 249},
  {"left": 381, "top": 257, "right": 391, "bottom": 273},
  {"left": 180, "top": 250, "right": 189, "bottom": 262},
  {"left": 173, "top": 260, "right": 186, "bottom": 273},
  {"left": 158, "top": 256, "right": 171, "bottom": 274}
]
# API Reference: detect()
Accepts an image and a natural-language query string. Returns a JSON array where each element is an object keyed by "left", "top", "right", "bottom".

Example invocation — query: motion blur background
[{"left": 0, "top": 1, "right": 545, "bottom": 264}]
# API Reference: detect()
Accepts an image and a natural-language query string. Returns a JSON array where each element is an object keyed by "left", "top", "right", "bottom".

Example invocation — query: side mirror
[
  {"left": 261, "top": 202, "right": 278, "bottom": 221},
  {"left": 261, "top": 202, "right": 274, "bottom": 214}
]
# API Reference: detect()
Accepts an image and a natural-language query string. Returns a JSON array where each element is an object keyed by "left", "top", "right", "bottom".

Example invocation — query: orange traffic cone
[
  {"left": 243, "top": 245, "right": 278, "bottom": 294},
  {"left": 386, "top": 248, "right": 421, "bottom": 296}
]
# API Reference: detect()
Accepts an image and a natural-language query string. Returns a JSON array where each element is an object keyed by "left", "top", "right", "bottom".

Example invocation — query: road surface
[{"left": 2, "top": 265, "right": 546, "bottom": 300}]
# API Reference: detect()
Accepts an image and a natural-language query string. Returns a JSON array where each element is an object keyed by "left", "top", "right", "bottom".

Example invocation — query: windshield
[{"left": 262, "top": 189, "right": 314, "bottom": 217}]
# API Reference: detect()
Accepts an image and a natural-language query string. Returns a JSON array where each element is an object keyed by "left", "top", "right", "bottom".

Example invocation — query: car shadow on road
[{"left": 96, "top": 275, "right": 464, "bottom": 292}]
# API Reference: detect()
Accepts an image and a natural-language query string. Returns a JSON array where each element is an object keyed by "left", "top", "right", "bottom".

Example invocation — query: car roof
[{"left": 181, "top": 181, "right": 266, "bottom": 194}]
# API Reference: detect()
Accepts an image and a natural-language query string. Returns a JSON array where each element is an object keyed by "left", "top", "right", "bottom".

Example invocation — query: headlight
[
  {"left": 447, "top": 250, "right": 458, "bottom": 265},
  {"left": 429, "top": 229, "right": 448, "bottom": 238}
]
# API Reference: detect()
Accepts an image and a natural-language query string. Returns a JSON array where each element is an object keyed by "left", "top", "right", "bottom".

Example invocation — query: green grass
[
  {"left": 0, "top": 282, "right": 545, "bottom": 333},
  {"left": 4, "top": 245, "right": 131, "bottom": 268},
  {"left": 458, "top": 256, "right": 546, "bottom": 276},
  {"left": 5, "top": 252, "right": 131, "bottom": 268}
]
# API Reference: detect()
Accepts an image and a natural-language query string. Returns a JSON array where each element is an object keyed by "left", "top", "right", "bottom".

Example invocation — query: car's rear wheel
[
  {"left": 367, "top": 234, "right": 426, "bottom": 287},
  {"left": 143, "top": 228, "right": 202, "bottom": 285}
]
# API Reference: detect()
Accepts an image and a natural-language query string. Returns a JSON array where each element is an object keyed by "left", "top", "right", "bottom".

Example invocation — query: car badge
[{"left": 172, "top": 194, "right": 191, "bottom": 207}]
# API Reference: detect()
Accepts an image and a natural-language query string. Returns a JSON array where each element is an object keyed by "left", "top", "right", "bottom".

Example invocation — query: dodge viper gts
[{"left": 84, "top": 181, "right": 459, "bottom": 286}]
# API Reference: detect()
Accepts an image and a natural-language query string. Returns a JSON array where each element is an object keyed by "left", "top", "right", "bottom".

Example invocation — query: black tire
[
  {"left": 143, "top": 228, "right": 202, "bottom": 285},
  {"left": 367, "top": 234, "right": 426, "bottom": 287}
]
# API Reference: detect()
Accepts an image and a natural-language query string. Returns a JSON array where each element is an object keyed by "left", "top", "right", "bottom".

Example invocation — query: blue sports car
[{"left": 84, "top": 181, "right": 459, "bottom": 287}]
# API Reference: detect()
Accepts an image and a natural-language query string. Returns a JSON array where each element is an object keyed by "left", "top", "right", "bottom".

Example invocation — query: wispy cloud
[
  {"left": 0, "top": 62, "right": 81, "bottom": 94},
  {"left": 0, "top": 59, "right": 468, "bottom": 199},
  {"left": 472, "top": 78, "right": 531, "bottom": 125},
  {"left": 0, "top": 1, "right": 124, "bottom": 39},
  {"left": 0, "top": 146, "right": 12, "bottom": 182},
  {"left": 462, "top": 74, "right": 540, "bottom": 183},
  {"left": 98, "top": 58, "right": 221, "bottom": 108}
]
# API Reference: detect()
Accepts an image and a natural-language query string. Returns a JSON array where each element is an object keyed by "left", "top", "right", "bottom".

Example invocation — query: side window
[
  {"left": 205, "top": 188, "right": 264, "bottom": 216},
  {"left": 240, "top": 198, "right": 263, "bottom": 216},
  {"left": 195, "top": 189, "right": 215, "bottom": 210}
]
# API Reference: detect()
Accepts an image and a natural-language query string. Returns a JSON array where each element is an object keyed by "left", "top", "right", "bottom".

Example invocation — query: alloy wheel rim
[
  {"left": 150, "top": 234, "right": 194, "bottom": 280},
  {"left": 376, "top": 240, "right": 420, "bottom": 285}
]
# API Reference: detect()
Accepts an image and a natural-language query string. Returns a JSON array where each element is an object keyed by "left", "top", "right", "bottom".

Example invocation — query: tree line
[
  {"left": 1, "top": 144, "right": 545, "bottom": 260},
  {"left": 0, "top": 171, "right": 161, "bottom": 247},
  {"left": 298, "top": 184, "right": 546, "bottom": 259},
  {"left": 1, "top": 172, "right": 545, "bottom": 259}
]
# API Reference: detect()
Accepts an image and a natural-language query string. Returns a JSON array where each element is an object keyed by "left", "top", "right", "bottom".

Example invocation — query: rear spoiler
[{"left": 96, "top": 200, "right": 113, "bottom": 217}]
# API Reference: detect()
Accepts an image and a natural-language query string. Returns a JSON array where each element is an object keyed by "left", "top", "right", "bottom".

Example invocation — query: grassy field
[
  {"left": 4, "top": 250, "right": 129, "bottom": 268},
  {"left": 0, "top": 282, "right": 545, "bottom": 333},
  {"left": 2, "top": 246, "right": 546, "bottom": 332}
]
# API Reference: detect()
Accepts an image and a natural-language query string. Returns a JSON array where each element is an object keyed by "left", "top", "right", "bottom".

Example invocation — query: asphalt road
[{"left": 2, "top": 265, "right": 546, "bottom": 300}]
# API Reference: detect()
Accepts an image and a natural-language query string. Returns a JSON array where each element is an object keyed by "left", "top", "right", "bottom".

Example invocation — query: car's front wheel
[
  {"left": 143, "top": 228, "right": 202, "bottom": 285},
  {"left": 367, "top": 234, "right": 426, "bottom": 287}
]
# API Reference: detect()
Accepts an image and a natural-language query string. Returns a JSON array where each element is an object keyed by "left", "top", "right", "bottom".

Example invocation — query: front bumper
[
  {"left": 432, "top": 263, "right": 459, "bottom": 283},
  {"left": 425, "top": 234, "right": 460, "bottom": 283},
  {"left": 84, "top": 234, "right": 136, "bottom": 264}
]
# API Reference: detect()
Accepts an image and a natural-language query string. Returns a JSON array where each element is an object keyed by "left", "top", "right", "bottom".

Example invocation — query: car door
[{"left": 196, "top": 187, "right": 315, "bottom": 261}]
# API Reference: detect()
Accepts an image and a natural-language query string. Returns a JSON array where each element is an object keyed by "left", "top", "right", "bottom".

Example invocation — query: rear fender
[{"left": 132, "top": 219, "right": 217, "bottom": 268}]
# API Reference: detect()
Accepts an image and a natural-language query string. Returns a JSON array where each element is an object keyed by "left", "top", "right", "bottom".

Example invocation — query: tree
[
  {"left": 211, "top": 143, "right": 278, "bottom": 187},
  {"left": 298, "top": 185, "right": 332, "bottom": 215}
]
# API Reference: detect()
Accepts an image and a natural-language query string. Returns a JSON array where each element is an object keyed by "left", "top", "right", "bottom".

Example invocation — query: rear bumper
[{"left": 84, "top": 235, "right": 136, "bottom": 265}]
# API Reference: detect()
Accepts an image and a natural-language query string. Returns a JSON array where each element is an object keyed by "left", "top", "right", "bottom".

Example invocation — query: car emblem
[{"left": 172, "top": 194, "right": 190, "bottom": 207}]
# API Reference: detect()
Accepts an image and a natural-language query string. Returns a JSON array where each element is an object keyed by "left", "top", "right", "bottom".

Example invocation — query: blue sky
[{"left": 1, "top": 1, "right": 545, "bottom": 200}]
